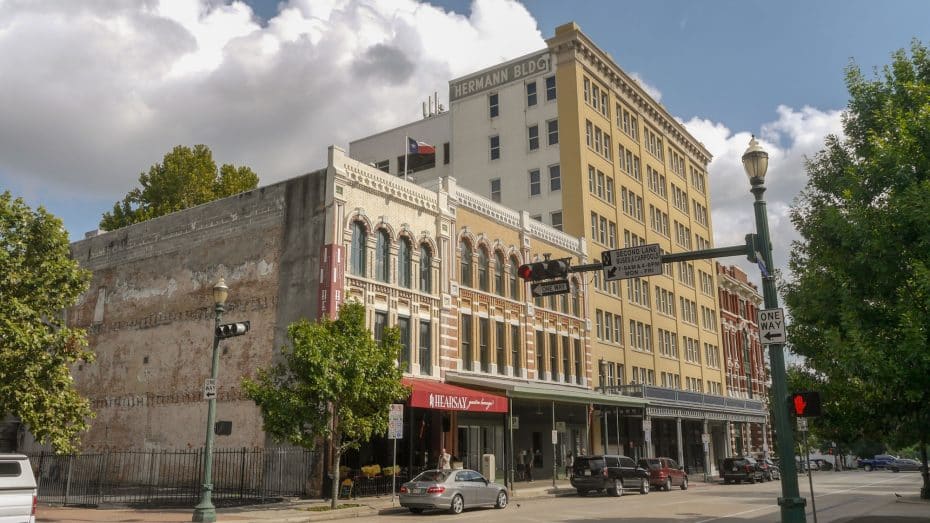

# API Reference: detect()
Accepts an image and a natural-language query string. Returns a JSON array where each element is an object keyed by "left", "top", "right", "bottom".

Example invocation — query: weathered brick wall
[{"left": 51, "top": 173, "right": 327, "bottom": 451}]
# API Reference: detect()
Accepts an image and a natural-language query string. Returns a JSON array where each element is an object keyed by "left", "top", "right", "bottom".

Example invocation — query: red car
[{"left": 638, "top": 457, "right": 688, "bottom": 491}]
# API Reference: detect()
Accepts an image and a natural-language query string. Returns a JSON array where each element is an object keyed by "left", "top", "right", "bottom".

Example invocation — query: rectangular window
[
  {"left": 547, "top": 119, "right": 559, "bottom": 145},
  {"left": 551, "top": 211, "right": 563, "bottom": 231},
  {"left": 398, "top": 316, "right": 411, "bottom": 373},
  {"left": 526, "top": 81, "right": 537, "bottom": 107},
  {"left": 549, "top": 333, "right": 559, "bottom": 381},
  {"left": 496, "top": 321, "right": 506, "bottom": 375},
  {"left": 490, "top": 178, "right": 501, "bottom": 202},
  {"left": 489, "top": 93, "right": 499, "bottom": 118},
  {"left": 443, "top": 142, "right": 450, "bottom": 165},
  {"left": 511, "top": 324, "right": 521, "bottom": 375},
  {"left": 461, "top": 314, "right": 473, "bottom": 371},
  {"left": 574, "top": 338, "right": 582, "bottom": 383},
  {"left": 489, "top": 135, "right": 500, "bottom": 160},
  {"left": 419, "top": 320, "right": 432, "bottom": 375},
  {"left": 606, "top": 177, "right": 614, "bottom": 204},
  {"left": 479, "top": 318, "right": 490, "bottom": 372},
  {"left": 585, "top": 120, "right": 593, "bottom": 147},
  {"left": 536, "top": 330, "right": 545, "bottom": 380},
  {"left": 528, "top": 124, "right": 539, "bottom": 151},
  {"left": 529, "top": 169, "right": 541, "bottom": 196},
  {"left": 549, "top": 164, "right": 561, "bottom": 191},
  {"left": 374, "top": 311, "right": 388, "bottom": 344},
  {"left": 545, "top": 75, "right": 556, "bottom": 100},
  {"left": 562, "top": 335, "right": 570, "bottom": 381}
]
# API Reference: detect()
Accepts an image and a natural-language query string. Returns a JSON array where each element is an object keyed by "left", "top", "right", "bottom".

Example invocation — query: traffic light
[
  {"left": 788, "top": 391, "right": 821, "bottom": 417},
  {"left": 216, "top": 321, "right": 250, "bottom": 339},
  {"left": 517, "top": 258, "right": 570, "bottom": 282}
]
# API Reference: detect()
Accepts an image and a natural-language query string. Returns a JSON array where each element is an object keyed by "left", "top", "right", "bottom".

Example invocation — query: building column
[
  {"left": 675, "top": 417, "right": 684, "bottom": 467},
  {"left": 644, "top": 415, "right": 653, "bottom": 458},
  {"left": 725, "top": 420, "right": 733, "bottom": 457},
  {"left": 762, "top": 420, "right": 769, "bottom": 459},
  {"left": 702, "top": 419, "right": 711, "bottom": 480}
]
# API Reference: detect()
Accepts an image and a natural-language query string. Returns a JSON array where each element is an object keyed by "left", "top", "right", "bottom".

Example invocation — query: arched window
[
  {"left": 460, "top": 240, "right": 473, "bottom": 287},
  {"left": 509, "top": 256, "right": 520, "bottom": 299},
  {"left": 398, "top": 237, "right": 412, "bottom": 288},
  {"left": 350, "top": 221, "right": 367, "bottom": 276},
  {"left": 494, "top": 252, "right": 505, "bottom": 296},
  {"left": 477, "top": 247, "right": 490, "bottom": 291},
  {"left": 375, "top": 229, "right": 390, "bottom": 282},
  {"left": 419, "top": 243, "right": 432, "bottom": 293}
]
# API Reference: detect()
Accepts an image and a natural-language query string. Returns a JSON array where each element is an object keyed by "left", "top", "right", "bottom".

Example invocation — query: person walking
[
  {"left": 565, "top": 452, "right": 574, "bottom": 478},
  {"left": 526, "top": 449, "right": 535, "bottom": 482},
  {"left": 517, "top": 449, "right": 526, "bottom": 480},
  {"left": 438, "top": 447, "right": 452, "bottom": 470}
]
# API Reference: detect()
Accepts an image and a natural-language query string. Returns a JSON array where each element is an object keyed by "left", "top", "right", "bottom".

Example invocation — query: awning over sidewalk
[
  {"left": 443, "top": 373, "right": 648, "bottom": 408},
  {"left": 402, "top": 377, "right": 509, "bottom": 413}
]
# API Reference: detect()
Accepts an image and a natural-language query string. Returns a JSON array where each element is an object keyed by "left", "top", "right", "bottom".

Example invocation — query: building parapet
[{"left": 602, "top": 384, "right": 766, "bottom": 414}]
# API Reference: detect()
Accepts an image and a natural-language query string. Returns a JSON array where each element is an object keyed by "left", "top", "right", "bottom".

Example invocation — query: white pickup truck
[{"left": 0, "top": 454, "right": 36, "bottom": 523}]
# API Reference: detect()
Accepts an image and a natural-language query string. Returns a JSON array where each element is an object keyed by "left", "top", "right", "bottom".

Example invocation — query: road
[{"left": 382, "top": 471, "right": 928, "bottom": 522}]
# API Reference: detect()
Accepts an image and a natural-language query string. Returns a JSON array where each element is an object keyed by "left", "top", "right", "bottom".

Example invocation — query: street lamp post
[
  {"left": 192, "top": 278, "right": 228, "bottom": 523},
  {"left": 743, "top": 137, "right": 807, "bottom": 523}
]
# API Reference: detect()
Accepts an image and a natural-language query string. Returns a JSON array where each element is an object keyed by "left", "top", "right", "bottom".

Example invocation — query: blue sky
[{"left": 1, "top": 0, "right": 928, "bottom": 281}]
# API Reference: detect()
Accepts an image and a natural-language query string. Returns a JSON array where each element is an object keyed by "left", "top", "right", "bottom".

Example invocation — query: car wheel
[
  {"left": 680, "top": 477, "right": 688, "bottom": 490},
  {"left": 449, "top": 494, "right": 464, "bottom": 514},
  {"left": 665, "top": 478, "right": 672, "bottom": 491},
  {"left": 640, "top": 478, "right": 650, "bottom": 494},
  {"left": 576, "top": 489, "right": 587, "bottom": 496},
  {"left": 409, "top": 508, "right": 424, "bottom": 514},
  {"left": 748, "top": 475, "right": 756, "bottom": 484},
  {"left": 891, "top": 467, "right": 899, "bottom": 473},
  {"left": 864, "top": 464, "right": 873, "bottom": 472},
  {"left": 495, "top": 490, "right": 508, "bottom": 509},
  {"left": 609, "top": 478, "right": 623, "bottom": 497}
]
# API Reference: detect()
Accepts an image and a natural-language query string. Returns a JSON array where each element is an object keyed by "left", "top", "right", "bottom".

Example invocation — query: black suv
[
  {"left": 722, "top": 456, "right": 764, "bottom": 484},
  {"left": 570, "top": 455, "right": 650, "bottom": 496}
]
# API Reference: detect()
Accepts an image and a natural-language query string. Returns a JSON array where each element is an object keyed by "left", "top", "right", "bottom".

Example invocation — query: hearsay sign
[{"left": 758, "top": 308, "right": 786, "bottom": 344}]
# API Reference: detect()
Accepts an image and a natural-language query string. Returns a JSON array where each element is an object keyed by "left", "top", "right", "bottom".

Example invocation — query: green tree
[
  {"left": 100, "top": 145, "right": 259, "bottom": 230},
  {"left": 0, "top": 192, "right": 94, "bottom": 453},
  {"left": 242, "top": 301, "right": 408, "bottom": 507},
  {"left": 784, "top": 40, "right": 930, "bottom": 498}
]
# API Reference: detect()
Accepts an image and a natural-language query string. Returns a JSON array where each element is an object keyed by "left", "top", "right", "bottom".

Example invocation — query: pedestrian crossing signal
[{"left": 788, "top": 391, "right": 821, "bottom": 417}]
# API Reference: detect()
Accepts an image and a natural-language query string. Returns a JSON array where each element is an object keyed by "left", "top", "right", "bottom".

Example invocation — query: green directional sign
[{"left": 531, "top": 279, "right": 570, "bottom": 297}]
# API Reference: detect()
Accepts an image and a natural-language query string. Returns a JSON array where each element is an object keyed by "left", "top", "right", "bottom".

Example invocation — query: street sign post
[
  {"left": 601, "top": 244, "right": 663, "bottom": 281},
  {"left": 388, "top": 404, "right": 404, "bottom": 506},
  {"left": 530, "top": 279, "right": 570, "bottom": 297},
  {"left": 758, "top": 307, "right": 786, "bottom": 344}
]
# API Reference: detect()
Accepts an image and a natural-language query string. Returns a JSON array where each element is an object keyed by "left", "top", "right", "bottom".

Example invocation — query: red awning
[{"left": 403, "top": 378, "right": 508, "bottom": 413}]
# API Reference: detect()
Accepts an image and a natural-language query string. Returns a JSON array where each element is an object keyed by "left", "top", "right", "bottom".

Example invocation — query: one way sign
[{"left": 758, "top": 308, "right": 786, "bottom": 344}]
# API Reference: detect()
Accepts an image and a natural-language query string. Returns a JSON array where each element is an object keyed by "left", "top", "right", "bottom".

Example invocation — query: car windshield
[
  {"left": 412, "top": 470, "right": 451, "bottom": 483},
  {"left": 640, "top": 459, "right": 661, "bottom": 470}
]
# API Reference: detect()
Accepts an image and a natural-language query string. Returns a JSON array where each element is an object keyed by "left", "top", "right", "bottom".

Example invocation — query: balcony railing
[{"left": 600, "top": 384, "right": 766, "bottom": 413}]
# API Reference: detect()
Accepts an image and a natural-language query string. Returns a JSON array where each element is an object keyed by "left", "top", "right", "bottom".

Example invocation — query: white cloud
[
  {"left": 0, "top": 0, "right": 543, "bottom": 201},
  {"left": 628, "top": 71, "right": 662, "bottom": 102},
  {"left": 683, "top": 106, "right": 844, "bottom": 285}
]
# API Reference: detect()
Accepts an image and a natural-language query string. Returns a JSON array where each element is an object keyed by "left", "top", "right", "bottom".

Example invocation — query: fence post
[{"left": 64, "top": 455, "right": 74, "bottom": 506}]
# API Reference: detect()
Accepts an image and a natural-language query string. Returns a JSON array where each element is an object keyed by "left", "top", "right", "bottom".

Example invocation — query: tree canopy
[
  {"left": 242, "top": 301, "right": 408, "bottom": 507},
  {"left": 0, "top": 192, "right": 94, "bottom": 453},
  {"left": 100, "top": 145, "right": 259, "bottom": 230},
  {"left": 784, "top": 40, "right": 930, "bottom": 497}
]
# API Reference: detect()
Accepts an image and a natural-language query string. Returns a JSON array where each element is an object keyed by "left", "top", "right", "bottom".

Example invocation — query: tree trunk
[
  {"left": 331, "top": 443, "right": 342, "bottom": 509},
  {"left": 920, "top": 442, "right": 929, "bottom": 500}
]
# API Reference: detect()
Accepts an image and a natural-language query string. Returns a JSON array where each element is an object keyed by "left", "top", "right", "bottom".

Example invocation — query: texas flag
[{"left": 407, "top": 137, "right": 436, "bottom": 155}]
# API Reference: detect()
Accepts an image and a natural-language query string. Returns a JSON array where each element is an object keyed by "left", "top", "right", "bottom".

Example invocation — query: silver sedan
[{"left": 399, "top": 469, "right": 509, "bottom": 514}]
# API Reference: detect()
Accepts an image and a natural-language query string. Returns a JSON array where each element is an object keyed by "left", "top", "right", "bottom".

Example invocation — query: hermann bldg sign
[{"left": 449, "top": 50, "right": 551, "bottom": 101}]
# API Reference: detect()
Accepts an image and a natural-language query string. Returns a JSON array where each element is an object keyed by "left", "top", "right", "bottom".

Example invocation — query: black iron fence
[{"left": 28, "top": 447, "right": 318, "bottom": 507}]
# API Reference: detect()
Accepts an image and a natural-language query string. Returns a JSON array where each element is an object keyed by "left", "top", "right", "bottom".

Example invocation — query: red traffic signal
[
  {"left": 517, "top": 259, "right": 570, "bottom": 282},
  {"left": 788, "top": 391, "right": 821, "bottom": 417}
]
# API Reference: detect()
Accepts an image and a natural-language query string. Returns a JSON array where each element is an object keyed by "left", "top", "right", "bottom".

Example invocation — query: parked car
[
  {"left": 638, "top": 457, "right": 688, "bottom": 491},
  {"left": 759, "top": 458, "right": 780, "bottom": 481},
  {"left": 721, "top": 456, "right": 764, "bottom": 484},
  {"left": 570, "top": 455, "right": 650, "bottom": 496},
  {"left": 399, "top": 469, "right": 508, "bottom": 514},
  {"left": 0, "top": 454, "right": 37, "bottom": 523},
  {"left": 888, "top": 458, "right": 922, "bottom": 473},
  {"left": 857, "top": 454, "right": 897, "bottom": 472}
]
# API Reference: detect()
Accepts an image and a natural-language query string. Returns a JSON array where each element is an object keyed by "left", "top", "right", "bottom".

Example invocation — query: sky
[{"left": 1, "top": 0, "right": 929, "bottom": 289}]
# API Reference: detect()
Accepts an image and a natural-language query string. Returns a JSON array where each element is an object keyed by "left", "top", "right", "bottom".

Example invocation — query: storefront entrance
[{"left": 456, "top": 422, "right": 504, "bottom": 473}]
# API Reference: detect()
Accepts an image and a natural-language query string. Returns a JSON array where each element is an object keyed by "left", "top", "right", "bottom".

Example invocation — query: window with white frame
[
  {"left": 549, "top": 164, "right": 561, "bottom": 191},
  {"left": 647, "top": 165, "right": 667, "bottom": 198},
  {"left": 529, "top": 169, "right": 541, "bottom": 196},
  {"left": 490, "top": 135, "right": 500, "bottom": 160},
  {"left": 547, "top": 119, "right": 559, "bottom": 145},
  {"left": 551, "top": 211, "right": 563, "bottom": 231},
  {"left": 528, "top": 125, "right": 539, "bottom": 151},
  {"left": 526, "top": 81, "right": 537, "bottom": 107},
  {"left": 545, "top": 75, "right": 556, "bottom": 100},
  {"left": 680, "top": 297, "right": 697, "bottom": 324},
  {"left": 489, "top": 93, "right": 499, "bottom": 118},
  {"left": 490, "top": 178, "right": 501, "bottom": 202},
  {"left": 627, "top": 277, "right": 650, "bottom": 307}
]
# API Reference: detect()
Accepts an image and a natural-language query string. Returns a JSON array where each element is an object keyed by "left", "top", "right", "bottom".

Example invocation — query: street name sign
[
  {"left": 758, "top": 308, "right": 786, "bottom": 344},
  {"left": 531, "top": 279, "right": 570, "bottom": 297},
  {"left": 601, "top": 244, "right": 663, "bottom": 281}
]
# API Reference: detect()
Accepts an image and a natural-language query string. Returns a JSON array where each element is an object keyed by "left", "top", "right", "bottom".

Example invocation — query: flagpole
[{"left": 404, "top": 135, "right": 409, "bottom": 182}]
